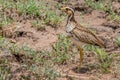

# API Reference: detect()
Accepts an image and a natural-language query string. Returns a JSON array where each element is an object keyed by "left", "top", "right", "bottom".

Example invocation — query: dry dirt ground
[{"left": 0, "top": 0, "right": 120, "bottom": 80}]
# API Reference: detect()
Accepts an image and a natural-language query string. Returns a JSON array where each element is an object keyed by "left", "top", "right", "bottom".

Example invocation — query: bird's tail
[{"left": 97, "top": 38, "right": 106, "bottom": 48}]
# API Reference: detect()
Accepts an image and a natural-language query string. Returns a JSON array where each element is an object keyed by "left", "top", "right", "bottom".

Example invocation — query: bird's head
[{"left": 60, "top": 6, "right": 75, "bottom": 15}]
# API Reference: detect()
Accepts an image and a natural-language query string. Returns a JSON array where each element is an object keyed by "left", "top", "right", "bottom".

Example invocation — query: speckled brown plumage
[
  {"left": 72, "top": 22, "right": 105, "bottom": 47},
  {"left": 60, "top": 6, "right": 105, "bottom": 70}
]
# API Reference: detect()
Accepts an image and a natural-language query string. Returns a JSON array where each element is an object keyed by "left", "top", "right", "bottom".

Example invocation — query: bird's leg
[{"left": 77, "top": 46, "right": 83, "bottom": 71}]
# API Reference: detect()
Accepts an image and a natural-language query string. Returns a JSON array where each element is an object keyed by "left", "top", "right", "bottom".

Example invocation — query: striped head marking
[{"left": 60, "top": 6, "right": 75, "bottom": 15}]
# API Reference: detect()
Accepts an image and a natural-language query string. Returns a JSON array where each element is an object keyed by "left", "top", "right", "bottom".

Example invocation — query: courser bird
[{"left": 60, "top": 6, "right": 105, "bottom": 70}]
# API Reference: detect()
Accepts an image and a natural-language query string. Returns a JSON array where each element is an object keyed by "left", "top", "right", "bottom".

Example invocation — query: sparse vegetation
[
  {"left": 0, "top": 15, "right": 13, "bottom": 26},
  {"left": 94, "top": 48, "right": 113, "bottom": 73},
  {"left": 115, "top": 37, "right": 120, "bottom": 46},
  {"left": 0, "top": 34, "right": 75, "bottom": 79},
  {"left": 83, "top": 45, "right": 113, "bottom": 73},
  {"left": 0, "top": 0, "right": 63, "bottom": 28},
  {"left": 113, "top": 63, "right": 120, "bottom": 77},
  {"left": 0, "top": 36, "right": 59, "bottom": 79},
  {"left": 52, "top": 34, "right": 76, "bottom": 64},
  {"left": 43, "top": 10, "right": 64, "bottom": 28},
  {"left": 85, "top": 0, "right": 120, "bottom": 21},
  {"left": 0, "top": 0, "right": 120, "bottom": 80},
  {"left": 0, "top": 59, "right": 11, "bottom": 80},
  {"left": 107, "top": 11, "right": 120, "bottom": 21},
  {"left": 31, "top": 20, "right": 45, "bottom": 31}
]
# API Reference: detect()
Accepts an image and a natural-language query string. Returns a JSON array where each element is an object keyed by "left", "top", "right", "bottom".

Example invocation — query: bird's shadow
[{"left": 72, "top": 65, "right": 95, "bottom": 73}]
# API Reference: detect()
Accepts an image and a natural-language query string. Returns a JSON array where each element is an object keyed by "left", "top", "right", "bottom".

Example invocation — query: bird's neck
[
  {"left": 67, "top": 13, "right": 76, "bottom": 24},
  {"left": 65, "top": 13, "right": 77, "bottom": 33}
]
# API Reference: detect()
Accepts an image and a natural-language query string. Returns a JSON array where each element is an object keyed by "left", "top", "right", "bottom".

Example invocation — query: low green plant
[
  {"left": 0, "top": 15, "right": 13, "bottom": 26},
  {"left": 0, "top": 0, "right": 45, "bottom": 18},
  {"left": 83, "top": 45, "right": 113, "bottom": 73},
  {"left": 16, "top": 0, "right": 41, "bottom": 18},
  {"left": 0, "top": 0, "right": 14, "bottom": 10},
  {"left": 113, "top": 63, "right": 120, "bottom": 77},
  {"left": 85, "top": 0, "right": 103, "bottom": 10},
  {"left": 108, "top": 12, "right": 120, "bottom": 21},
  {"left": 41, "top": 64, "right": 59, "bottom": 80},
  {"left": 85, "top": 0, "right": 120, "bottom": 21},
  {"left": 43, "top": 10, "right": 64, "bottom": 28},
  {"left": 52, "top": 34, "right": 76, "bottom": 64},
  {"left": 0, "top": 36, "right": 59, "bottom": 79},
  {"left": 0, "top": 0, "right": 63, "bottom": 28},
  {"left": 115, "top": 37, "right": 120, "bottom": 46},
  {"left": 31, "top": 20, "right": 45, "bottom": 31},
  {"left": 0, "top": 59, "right": 11, "bottom": 80},
  {"left": 94, "top": 48, "right": 113, "bottom": 73},
  {"left": 29, "top": 50, "right": 59, "bottom": 80},
  {"left": 85, "top": 0, "right": 112, "bottom": 11}
]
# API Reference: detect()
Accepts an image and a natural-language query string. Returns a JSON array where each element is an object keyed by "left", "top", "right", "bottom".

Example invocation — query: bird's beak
[{"left": 60, "top": 7, "right": 66, "bottom": 11}]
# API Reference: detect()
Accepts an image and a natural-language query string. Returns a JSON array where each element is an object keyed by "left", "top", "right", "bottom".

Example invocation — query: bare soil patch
[{"left": 0, "top": 0, "right": 120, "bottom": 80}]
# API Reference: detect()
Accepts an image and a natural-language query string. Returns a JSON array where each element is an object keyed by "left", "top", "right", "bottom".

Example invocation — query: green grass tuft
[
  {"left": 115, "top": 37, "right": 120, "bottom": 46},
  {"left": 85, "top": 0, "right": 120, "bottom": 21},
  {"left": 83, "top": 45, "right": 113, "bottom": 73},
  {"left": 52, "top": 34, "right": 76, "bottom": 64}
]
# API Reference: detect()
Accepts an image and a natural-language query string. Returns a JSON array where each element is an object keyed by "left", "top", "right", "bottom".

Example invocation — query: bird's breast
[
  {"left": 65, "top": 23, "right": 76, "bottom": 38},
  {"left": 66, "top": 23, "right": 75, "bottom": 33}
]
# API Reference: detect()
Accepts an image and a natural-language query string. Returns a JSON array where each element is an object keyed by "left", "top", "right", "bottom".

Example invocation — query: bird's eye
[{"left": 66, "top": 8, "right": 69, "bottom": 11}]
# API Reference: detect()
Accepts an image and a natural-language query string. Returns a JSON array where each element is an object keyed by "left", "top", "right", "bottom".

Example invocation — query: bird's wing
[{"left": 71, "top": 25, "right": 105, "bottom": 47}]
